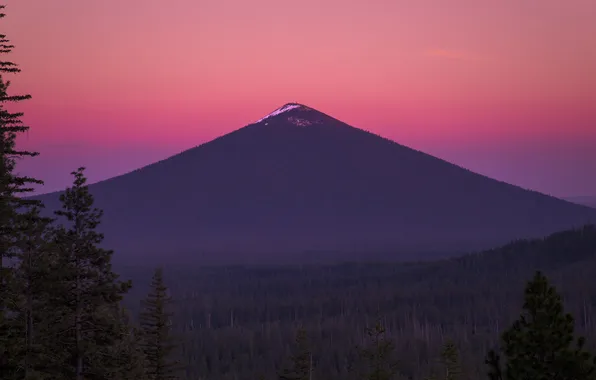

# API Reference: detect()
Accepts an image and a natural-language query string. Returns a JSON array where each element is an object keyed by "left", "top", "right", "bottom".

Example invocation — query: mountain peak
[
  {"left": 254, "top": 102, "right": 314, "bottom": 124},
  {"left": 34, "top": 100, "right": 596, "bottom": 261}
]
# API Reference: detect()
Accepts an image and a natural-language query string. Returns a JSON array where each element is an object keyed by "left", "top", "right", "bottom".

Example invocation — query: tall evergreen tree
[
  {"left": 279, "top": 327, "right": 313, "bottom": 380},
  {"left": 439, "top": 340, "right": 461, "bottom": 380},
  {"left": 354, "top": 320, "right": 399, "bottom": 380},
  {"left": 0, "top": 4, "right": 43, "bottom": 376},
  {"left": 96, "top": 306, "right": 147, "bottom": 380},
  {"left": 426, "top": 340, "right": 463, "bottom": 380},
  {"left": 140, "top": 267, "right": 181, "bottom": 380},
  {"left": 485, "top": 350, "right": 502, "bottom": 380},
  {"left": 44, "top": 168, "right": 131, "bottom": 380},
  {"left": 8, "top": 206, "right": 54, "bottom": 380},
  {"left": 486, "top": 271, "right": 596, "bottom": 380}
]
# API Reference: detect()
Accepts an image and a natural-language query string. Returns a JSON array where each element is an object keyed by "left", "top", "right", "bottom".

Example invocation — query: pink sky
[{"left": 4, "top": 0, "right": 596, "bottom": 196}]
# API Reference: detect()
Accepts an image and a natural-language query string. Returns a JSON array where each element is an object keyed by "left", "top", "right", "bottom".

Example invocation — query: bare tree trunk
[
  {"left": 25, "top": 247, "right": 34, "bottom": 378},
  {"left": 75, "top": 256, "right": 83, "bottom": 380},
  {"left": 0, "top": 252, "right": 7, "bottom": 373}
]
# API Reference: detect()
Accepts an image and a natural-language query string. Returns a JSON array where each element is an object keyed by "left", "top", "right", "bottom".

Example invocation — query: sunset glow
[{"left": 5, "top": 0, "right": 596, "bottom": 196}]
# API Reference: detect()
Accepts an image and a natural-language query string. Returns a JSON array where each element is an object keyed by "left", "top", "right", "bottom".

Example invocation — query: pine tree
[
  {"left": 44, "top": 168, "right": 131, "bottom": 380},
  {"left": 354, "top": 320, "right": 399, "bottom": 380},
  {"left": 7, "top": 206, "right": 54, "bottom": 380},
  {"left": 485, "top": 350, "right": 502, "bottom": 380},
  {"left": 95, "top": 306, "right": 147, "bottom": 380},
  {"left": 439, "top": 340, "right": 461, "bottom": 380},
  {"left": 140, "top": 267, "right": 181, "bottom": 380},
  {"left": 426, "top": 340, "right": 463, "bottom": 380},
  {"left": 486, "top": 271, "right": 596, "bottom": 380},
  {"left": 279, "top": 327, "right": 313, "bottom": 380},
  {"left": 0, "top": 4, "right": 43, "bottom": 376}
]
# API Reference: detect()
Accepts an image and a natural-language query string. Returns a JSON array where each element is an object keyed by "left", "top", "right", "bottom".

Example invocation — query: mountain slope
[
  {"left": 565, "top": 196, "right": 596, "bottom": 209},
  {"left": 35, "top": 103, "right": 596, "bottom": 262}
]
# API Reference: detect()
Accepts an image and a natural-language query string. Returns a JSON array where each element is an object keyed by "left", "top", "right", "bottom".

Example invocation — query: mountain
[
  {"left": 34, "top": 103, "right": 596, "bottom": 263},
  {"left": 565, "top": 196, "right": 596, "bottom": 209}
]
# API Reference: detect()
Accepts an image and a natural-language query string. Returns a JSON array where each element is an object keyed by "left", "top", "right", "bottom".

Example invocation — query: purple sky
[{"left": 4, "top": 0, "right": 596, "bottom": 197}]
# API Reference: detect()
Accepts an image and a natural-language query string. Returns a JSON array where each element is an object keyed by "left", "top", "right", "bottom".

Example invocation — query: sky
[{"left": 4, "top": 0, "right": 596, "bottom": 197}]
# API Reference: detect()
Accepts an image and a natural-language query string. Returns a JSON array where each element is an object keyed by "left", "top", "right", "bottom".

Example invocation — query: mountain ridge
[
  {"left": 36, "top": 102, "right": 566, "bottom": 202},
  {"left": 565, "top": 196, "right": 596, "bottom": 209}
]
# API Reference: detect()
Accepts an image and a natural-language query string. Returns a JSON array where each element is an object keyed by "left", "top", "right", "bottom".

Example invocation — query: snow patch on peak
[
  {"left": 287, "top": 116, "right": 312, "bottom": 127},
  {"left": 254, "top": 103, "right": 304, "bottom": 123}
]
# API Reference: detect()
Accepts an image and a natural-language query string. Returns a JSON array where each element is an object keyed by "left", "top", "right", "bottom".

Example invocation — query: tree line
[{"left": 3, "top": 4, "right": 596, "bottom": 379}]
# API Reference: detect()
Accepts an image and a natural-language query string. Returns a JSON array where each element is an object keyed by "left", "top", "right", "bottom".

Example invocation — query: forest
[
  {"left": 3, "top": 4, "right": 596, "bottom": 380},
  {"left": 118, "top": 225, "right": 596, "bottom": 379}
]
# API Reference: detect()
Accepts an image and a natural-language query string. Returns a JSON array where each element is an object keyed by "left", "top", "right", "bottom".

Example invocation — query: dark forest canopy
[{"left": 115, "top": 225, "right": 596, "bottom": 379}]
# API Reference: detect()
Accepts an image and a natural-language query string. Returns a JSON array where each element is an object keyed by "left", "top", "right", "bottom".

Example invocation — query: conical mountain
[{"left": 35, "top": 103, "right": 596, "bottom": 263}]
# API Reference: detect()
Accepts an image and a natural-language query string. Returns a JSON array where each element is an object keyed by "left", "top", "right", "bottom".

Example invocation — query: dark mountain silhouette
[{"left": 34, "top": 103, "right": 596, "bottom": 263}]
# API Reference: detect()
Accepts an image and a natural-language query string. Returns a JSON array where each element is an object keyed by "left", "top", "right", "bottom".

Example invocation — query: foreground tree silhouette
[
  {"left": 140, "top": 267, "right": 181, "bottom": 380},
  {"left": 45, "top": 168, "right": 131, "bottom": 379},
  {"left": 104, "top": 307, "right": 148, "bottom": 380},
  {"left": 427, "top": 340, "right": 462, "bottom": 380},
  {"left": 0, "top": 4, "right": 42, "bottom": 375},
  {"left": 8, "top": 206, "right": 54, "bottom": 379},
  {"left": 486, "top": 271, "right": 596, "bottom": 380},
  {"left": 354, "top": 320, "right": 399, "bottom": 380},
  {"left": 440, "top": 340, "right": 462, "bottom": 380},
  {"left": 279, "top": 327, "right": 313, "bottom": 380}
]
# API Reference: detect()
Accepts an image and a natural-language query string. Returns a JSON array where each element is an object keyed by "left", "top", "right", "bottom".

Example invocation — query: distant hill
[
  {"left": 34, "top": 103, "right": 596, "bottom": 263},
  {"left": 565, "top": 196, "right": 596, "bottom": 209}
]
